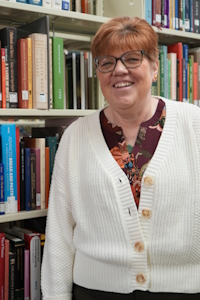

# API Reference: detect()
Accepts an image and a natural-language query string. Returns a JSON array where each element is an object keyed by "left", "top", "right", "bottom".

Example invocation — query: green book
[
  {"left": 188, "top": 55, "right": 193, "bottom": 104},
  {"left": 159, "top": 46, "right": 164, "bottom": 97},
  {"left": 52, "top": 37, "right": 64, "bottom": 109},
  {"left": 151, "top": 80, "right": 157, "bottom": 96},
  {"left": 45, "top": 136, "right": 57, "bottom": 183}
]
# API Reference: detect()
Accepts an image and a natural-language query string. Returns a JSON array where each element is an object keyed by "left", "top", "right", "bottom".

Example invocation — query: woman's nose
[{"left": 113, "top": 59, "right": 129, "bottom": 74}]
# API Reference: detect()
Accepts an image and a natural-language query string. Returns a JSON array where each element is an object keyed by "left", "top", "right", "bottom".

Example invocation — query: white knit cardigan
[{"left": 41, "top": 98, "right": 200, "bottom": 299}]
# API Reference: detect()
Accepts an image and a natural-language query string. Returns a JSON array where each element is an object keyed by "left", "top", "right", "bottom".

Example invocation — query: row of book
[
  {"left": 0, "top": 226, "right": 44, "bottom": 300},
  {"left": 151, "top": 42, "right": 200, "bottom": 106},
  {"left": 0, "top": 0, "right": 103, "bottom": 15},
  {"left": 146, "top": 0, "right": 200, "bottom": 33},
  {"left": 0, "top": 119, "right": 77, "bottom": 215},
  {"left": 0, "top": 24, "right": 97, "bottom": 110}
]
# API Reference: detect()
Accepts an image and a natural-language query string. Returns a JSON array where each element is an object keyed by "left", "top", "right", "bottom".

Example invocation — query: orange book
[
  {"left": 193, "top": 62, "right": 198, "bottom": 106},
  {"left": 81, "top": 0, "right": 88, "bottom": 13},
  {"left": 168, "top": 43, "right": 183, "bottom": 102},
  {"left": 16, "top": 127, "right": 20, "bottom": 211},
  {"left": 4, "top": 239, "right": 9, "bottom": 300},
  {"left": 1, "top": 48, "right": 6, "bottom": 108},
  {"left": 17, "top": 39, "right": 28, "bottom": 108},
  {"left": 45, "top": 147, "right": 50, "bottom": 208}
]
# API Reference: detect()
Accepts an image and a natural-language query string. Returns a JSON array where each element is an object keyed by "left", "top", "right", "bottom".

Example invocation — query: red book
[
  {"left": 4, "top": 239, "right": 9, "bottom": 300},
  {"left": 0, "top": 232, "right": 5, "bottom": 300},
  {"left": 17, "top": 39, "right": 28, "bottom": 108},
  {"left": 155, "top": 0, "right": 162, "bottom": 27},
  {"left": 193, "top": 62, "right": 198, "bottom": 106},
  {"left": 45, "top": 147, "right": 50, "bottom": 209},
  {"left": 16, "top": 127, "right": 20, "bottom": 211},
  {"left": 81, "top": 0, "right": 88, "bottom": 13},
  {"left": 1, "top": 48, "right": 6, "bottom": 109},
  {"left": 168, "top": 43, "right": 183, "bottom": 102}
]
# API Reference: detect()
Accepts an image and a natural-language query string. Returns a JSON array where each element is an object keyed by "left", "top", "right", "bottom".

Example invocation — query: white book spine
[
  {"left": 52, "top": 0, "right": 61, "bottom": 9},
  {"left": 43, "top": 0, "right": 51, "bottom": 8}
]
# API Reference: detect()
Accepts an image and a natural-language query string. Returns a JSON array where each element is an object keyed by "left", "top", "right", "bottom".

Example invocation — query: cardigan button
[
  {"left": 141, "top": 209, "right": 152, "bottom": 219},
  {"left": 136, "top": 274, "right": 146, "bottom": 284},
  {"left": 143, "top": 176, "right": 154, "bottom": 186},
  {"left": 134, "top": 242, "right": 144, "bottom": 252}
]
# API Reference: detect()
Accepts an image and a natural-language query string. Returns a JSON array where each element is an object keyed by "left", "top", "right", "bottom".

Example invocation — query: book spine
[
  {"left": 182, "top": 57, "right": 186, "bottom": 102},
  {"left": 145, "top": 0, "right": 152, "bottom": 25},
  {"left": 5, "top": 47, "right": 9, "bottom": 109},
  {"left": 161, "top": 0, "right": 165, "bottom": 26},
  {"left": 45, "top": 147, "right": 50, "bottom": 209},
  {"left": 190, "top": 0, "right": 194, "bottom": 32},
  {"left": 188, "top": 57, "right": 193, "bottom": 103},
  {"left": 183, "top": 44, "right": 189, "bottom": 102},
  {"left": 49, "top": 39, "right": 53, "bottom": 109},
  {"left": 0, "top": 164, "right": 4, "bottom": 215},
  {"left": 30, "top": 149, "right": 40, "bottom": 210},
  {"left": 20, "top": 141, "right": 25, "bottom": 211},
  {"left": 183, "top": 0, "right": 185, "bottom": 30},
  {"left": 193, "top": 61, "right": 198, "bottom": 105},
  {"left": 15, "top": 127, "right": 20, "bottom": 212},
  {"left": 62, "top": 0, "right": 70, "bottom": 10},
  {"left": 159, "top": 47, "right": 164, "bottom": 97},
  {"left": 43, "top": 0, "right": 51, "bottom": 7},
  {"left": 25, "top": 148, "right": 31, "bottom": 211},
  {"left": 179, "top": 0, "right": 183, "bottom": 29},
  {"left": 29, "top": 236, "right": 41, "bottom": 300},
  {"left": 1, "top": 48, "right": 6, "bottom": 109},
  {"left": 155, "top": 0, "right": 162, "bottom": 27},
  {"left": 30, "top": 152, "right": 36, "bottom": 210},
  {"left": 27, "top": 0, "right": 42, "bottom": 5},
  {"left": 168, "top": 58, "right": 171, "bottom": 99},
  {"left": 152, "top": 0, "right": 156, "bottom": 26},
  {"left": 177, "top": 58, "right": 179, "bottom": 101},
  {"left": 185, "top": 0, "right": 190, "bottom": 31},
  {"left": 27, "top": 38, "right": 32, "bottom": 109},
  {"left": 52, "top": 0, "right": 61, "bottom": 8},
  {"left": 17, "top": 38, "right": 28, "bottom": 108},
  {"left": 175, "top": 0, "right": 179, "bottom": 29},
  {"left": 52, "top": 37, "right": 64, "bottom": 109},
  {"left": 9, "top": 252, "right": 15, "bottom": 300},
  {"left": 194, "top": 0, "right": 200, "bottom": 33},
  {"left": 163, "top": 46, "right": 168, "bottom": 98},
  {"left": 8, "top": 28, "right": 18, "bottom": 108},
  {"left": 151, "top": 80, "right": 157, "bottom": 95},
  {"left": 4, "top": 239, "right": 9, "bottom": 300},
  {"left": 0, "top": 125, "right": 17, "bottom": 214},
  {"left": 0, "top": 233, "right": 5, "bottom": 300},
  {"left": 0, "top": 41, "right": 1, "bottom": 108},
  {"left": 24, "top": 249, "right": 29, "bottom": 300}
]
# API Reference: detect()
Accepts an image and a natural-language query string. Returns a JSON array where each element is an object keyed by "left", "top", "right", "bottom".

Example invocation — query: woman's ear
[{"left": 152, "top": 60, "right": 159, "bottom": 80}]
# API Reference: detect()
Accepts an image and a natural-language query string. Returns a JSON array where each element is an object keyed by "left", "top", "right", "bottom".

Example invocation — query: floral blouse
[{"left": 100, "top": 99, "right": 166, "bottom": 209}]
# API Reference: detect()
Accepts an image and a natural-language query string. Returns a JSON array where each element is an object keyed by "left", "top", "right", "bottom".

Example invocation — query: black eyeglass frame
[{"left": 94, "top": 50, "right": 151, "bottom": 73}]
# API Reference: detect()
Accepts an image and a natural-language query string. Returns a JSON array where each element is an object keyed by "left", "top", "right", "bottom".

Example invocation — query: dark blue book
[
  {"left": 183, "top": 44, "right": 189, "bottom": 103},
  {"left": 0, "top": 164, "right": 4, "bottom": 215},
  {"left": 185, "top": 0, "right": 190, "bottom": 31},
  {"left": 190, "top": 0, "right": 194, "bottom": 32},
  {"left": 194, "top": 0, "right": 200, "bottom": 33},
  {"left": 24, "top": 148, "right": 31, "bottom": 211},
  {"left": 175, "top": 0, "right": 179, "bottom": 29}
]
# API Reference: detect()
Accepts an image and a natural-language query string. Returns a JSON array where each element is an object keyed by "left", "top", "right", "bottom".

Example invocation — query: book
[
  {"left": 80, "top": 52, "right": 86, "bottom": 109},
  {"left": 0, "top": 41, "right": 1, "bottom": 108},
  {"left": 183, "top": 44, "right": 189, "bottom": 102},
  {"left": 52, "top": 37, "right": 64, "bottom": 109},
  {"left": 5, "top": 233, "right": 24, "bottom": 300},
  {"left": 168, "top": 58, "right": 171, "bottom": 99},
  {"left": 152, "top": 0, "right": 156, "bottom": 26},
  {"left": 45, "top": 147, "right": 50, "bottom": 208},
  {"left": 45, "top": 136, "right": 57, "bottom": 183},
  {"left": 23, "top": 137, "right": 45, "bottom": 210},
  {"left": 27, "top": 37, "right": 32, "bottom": 109},
  {"left": 4, "top": 239, "right": 9, "bottom": 300},
  {"left": 185, "top": 0, "right": 190, "bottom": 31},
  {"left": 5, "top": 47, "right": 9, "bottom": 109},
  {"left": 29, "top": 33, "right": 48, "bottom": 109},
  {"left": 9, "top": 252, "right": 15, "bottom": 300},
  {"left": 193, "top": 61, "right": 198, "bottom": 106},
  {"left": 156, "top": 0, "right": 162, "bottom": 27},
  {"left": 179, "top": 0, "right": 183, "bottom": 30},
  {"left": 188, "top": 54, "right": 194, "bottom": 103},
  {"left": 25, "top": 148, "right": 31, "bottom": 211},
  {"left": 15, "top": 127, "right": 20, "bottom": 212},
  {"left": 24, "top": 249, "right": 30, "bottom": 300},
  {"left": 30, "top": 152, "right": 36, "bottom": 210},
  {"left": 159, "top": 46, "right": 164, "bottom": 97},
  {"left": 62, "top": 0, "right": 70, "bottom": 10},
  {"left": 0, "top": 124, "right": 17, "bottom": 214},
  {"left": 52, "top": 0, "right": 61, "bottom": 9},
  {"left": 49, "top": 38, "right": 53, "bottom": 109},
  {"left": 12, "top": 227, "right": 41, "bottom": 300},
  {"left": 30, "top": 148, "right": 40, "bottom": 210},
  {"left": 194, "top": 0, "right": 200, "bottom": 33},
  {"left": 0, "top": 27, "right": 18, "bottom": 108},
  {"left": 28, "top": 0, "right": 42, "bottom": 5},
  {"left": 1, "top": 48, "right": 6, "bottom": 108},
  {"left": 17, "top": 38, "right": 28, "bottom": 108},
  {"left": 65, "top": 53, "right": 73, "bottom": 109},
  {"left": 167, "top": 52, "right": 177, "bottom": 101},
  {"left": 188, "top": 47, "right": 200, "bottom": 107},
  {"left": 0, "top": 164, "right": 4, "bottom": 215},
  {"left": 43, "top": 0, "right": 51, "bottom": 7},
  {"left": 190, "top": 0, "right": 194, "bottom": 32},
  {"left": 20, "top": 141, "right": 25, "bottom": 211},
  {"left": 168, "top": 43, "right": 183, "bottom": 102},
  {"left": 0, "top": 232, "right": 5, "bottom": 300}
]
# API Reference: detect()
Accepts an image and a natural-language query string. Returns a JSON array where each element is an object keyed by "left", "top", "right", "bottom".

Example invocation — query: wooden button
[
  {"left": 141, "top": 209, "right": 152, "bottom": 219},
  {"left": 136, "top": 274, "right": 146, "bottom": 284},
  {"left": 134, "top": 242, "right": 144, "bottom": 252},
  {"left": 144, "top": 176, "right": 154, "bottom": 186}
]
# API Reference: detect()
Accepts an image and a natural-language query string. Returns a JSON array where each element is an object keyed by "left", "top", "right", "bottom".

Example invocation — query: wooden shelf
[
  {"left": 0, "top": 1, "right": 110, "bottom": 35},
  {"left": 0, "top": 209, "right": 47, "bottom": 223},
  {"left": 0, "top": 108, "right": 96, "bottom": 119}
]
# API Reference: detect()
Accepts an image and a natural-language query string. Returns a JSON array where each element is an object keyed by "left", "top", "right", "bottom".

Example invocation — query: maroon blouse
[{"left": 100, "top": 99, "right": 166, "bottom": 208}]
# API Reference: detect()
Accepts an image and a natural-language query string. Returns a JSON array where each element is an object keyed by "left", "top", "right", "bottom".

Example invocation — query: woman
[{"left": 41, "top": 16, "right": 200, "bottom": 299}]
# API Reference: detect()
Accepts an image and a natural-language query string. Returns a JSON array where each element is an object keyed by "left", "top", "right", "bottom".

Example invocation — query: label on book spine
[
  {"left": 22, "top": 90, "right": 28, "bottom": 100},
  {"left": 36, "top": 194, "right": 41, "bottom": 207},
  {"left": 0, "top": 93, "right": 2, "bottom": 101},
  {"left": 6, "top": 196, "right": 17, "bottom": 213},
  {"left": 9, "top": 92, "right": 17, "bottom": 103}
]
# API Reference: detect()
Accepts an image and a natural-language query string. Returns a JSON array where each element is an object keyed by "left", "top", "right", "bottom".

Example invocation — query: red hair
[{"left": 91, "top": 16, "right": 159, "bottom": 62}]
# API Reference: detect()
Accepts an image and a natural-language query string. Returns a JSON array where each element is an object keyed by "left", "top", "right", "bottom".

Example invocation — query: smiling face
[{"left": 97, "top": 48, "right": 158, "bottom": 115}]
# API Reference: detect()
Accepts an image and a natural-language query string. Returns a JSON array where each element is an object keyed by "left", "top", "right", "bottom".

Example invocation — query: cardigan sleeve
[{"left": 41, "top": 127, "right": 76, "bottom": 300}]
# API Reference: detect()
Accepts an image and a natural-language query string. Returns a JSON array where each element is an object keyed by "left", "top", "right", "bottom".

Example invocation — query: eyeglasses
[{"left": 94, "top": 50, "right": 150, "bottom": 73}]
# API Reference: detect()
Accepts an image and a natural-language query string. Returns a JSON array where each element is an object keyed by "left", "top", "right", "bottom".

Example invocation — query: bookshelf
[{"left": 0, "top": 0, "right": 199, "bottom": 236}]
